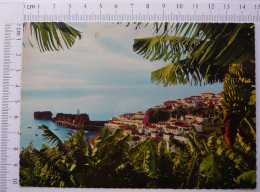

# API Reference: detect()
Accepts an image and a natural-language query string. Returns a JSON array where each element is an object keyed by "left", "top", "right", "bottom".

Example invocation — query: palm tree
[{"left": 132, "top": 23, "right": 254, "bottom": 86}]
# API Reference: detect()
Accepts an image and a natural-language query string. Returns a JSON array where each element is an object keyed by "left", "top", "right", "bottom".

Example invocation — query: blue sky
[{"left": 22, "top": 23, "right": 223, "bottom": 120}]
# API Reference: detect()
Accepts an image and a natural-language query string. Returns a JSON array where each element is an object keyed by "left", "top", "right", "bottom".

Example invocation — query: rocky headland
[{"left": 34, "top": 111, "right": 107, "bottom": 132}]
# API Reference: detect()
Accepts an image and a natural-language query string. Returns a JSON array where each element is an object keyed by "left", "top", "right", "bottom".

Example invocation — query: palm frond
[
  {"left": 151, "top": 59, "right": 205, "bottom": 86},
  {"left": 133, "top": 35, "right": 201, "bottom": 62},
  {"left": 132, "top": 23, "right": 255, "bottom": 86},
  {"left": 39, "top": 124, "right": 66, "bottom": 151},
  {"left": 32, "top": 147, "right": 75, "bottom": 187},
  {"left": 24, "top": 22, "right": 81, "bottom": 52}
]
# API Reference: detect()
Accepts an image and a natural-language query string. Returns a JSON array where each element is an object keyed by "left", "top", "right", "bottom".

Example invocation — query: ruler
[
  {"left": 22, "top": 1, "right": 260, "bottom": 22},
  {"left": 0, "top": 1, "right": 259, "bottom": 192}
]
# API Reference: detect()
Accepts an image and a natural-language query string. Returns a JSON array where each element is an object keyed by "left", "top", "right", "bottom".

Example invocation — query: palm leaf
[
  {"left": 24, "top": 22, "right": 81, "bottom": 52},
  {"left": 32, "top": 147, "right": 75, "bottom": 187},
  {"left": 132, "top": 23, "right": 255, "bottom": 86},
  {"left": 38, "top": 124, "right": 66, "bottom": 151}
]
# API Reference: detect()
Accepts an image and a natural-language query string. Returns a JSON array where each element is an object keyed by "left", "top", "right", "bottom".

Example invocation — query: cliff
[
  {"left": 34, "top": 111, "right": 107, "bottom": 132},
  {"left": 53, "top": 113, "right": 90, "bottom": 130},
  {"left": 34, "top": 111, "right": 53, "bottom": 120}
]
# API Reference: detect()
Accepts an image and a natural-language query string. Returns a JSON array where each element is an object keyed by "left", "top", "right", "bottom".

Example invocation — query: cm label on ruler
[{"left": 22, "top": 1, "right": 260, "bottom": 22}]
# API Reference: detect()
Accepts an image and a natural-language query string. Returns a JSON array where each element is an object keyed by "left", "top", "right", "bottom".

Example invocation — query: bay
[{"left": 20, "top": 111, "right": 99, "bottom": 150}]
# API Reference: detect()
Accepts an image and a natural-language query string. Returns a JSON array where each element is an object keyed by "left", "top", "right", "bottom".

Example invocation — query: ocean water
[{"left": 20, "top": 112, "right": 99, "bottom": 150}]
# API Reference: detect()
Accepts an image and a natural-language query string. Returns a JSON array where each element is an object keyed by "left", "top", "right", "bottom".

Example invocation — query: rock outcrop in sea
[
  {"left": 34, "top": 111, "right": 53, "bottom": 120},
  {"left": 33, "top": 111, "right": 108, "bottom": 132}
]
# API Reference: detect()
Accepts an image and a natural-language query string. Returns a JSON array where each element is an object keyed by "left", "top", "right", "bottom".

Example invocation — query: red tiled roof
[
  {"left": 192, "top": 122, "right": 199, "bottom": 125},
  {"left": 123, "top": 126, "right": 132, "bottom": 130},
  {"left": 89, "top": 135, "right": 100, "bottom": 147},
  {"left": 183, "top": 97, "right": 194, "bottom": 100},
  {"left": 186, "top": 114, "right": 193, "bottom": 116},
  {"left": 175, "top": 122, "right": 189, "bottom": 127},
  {"left": 151, "top": 136, "right": 161, "bottom": 141},
  {"left": 201, "top": 92, "right": 213, "bottom": 94},
  {"left": 146, "top": 125, "right": 156, "bottom": 129},
  {"left": 157, "top": 122, "right": 165, "bottom": 125},
  {"left": 166, "top": 125, "right": 177, "bottom": 130},
  {"left": 164, "top": 100, "right": 177, "bottom": 104},
  {"left": 183, "top": 128, "right": 191, "bottom": 132},
  {"left": 196, "top": 101, "right": 205, "bottom": 104},
  {"left": 152, "top": 131, "right": 159, "bottom": 134},
  {"left": 109, "top": 121, "right": 120, "bottom": 125}
]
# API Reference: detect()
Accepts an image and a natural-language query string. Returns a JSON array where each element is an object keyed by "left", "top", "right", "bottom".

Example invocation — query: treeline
[{"left": 20, "top": 123, "right": 256, "bottom": 188}]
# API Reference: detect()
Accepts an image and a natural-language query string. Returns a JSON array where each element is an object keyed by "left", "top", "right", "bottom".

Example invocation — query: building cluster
[{"left": 103, "top": 92, "right": 223, "bottom": 152}]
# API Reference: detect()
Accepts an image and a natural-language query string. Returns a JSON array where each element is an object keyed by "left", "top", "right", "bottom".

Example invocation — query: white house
[
  {"left": 185, "top": 114, "right": 195, "bottom": 119},
  {"left": 186, "top": 118, "right": 195, "bottom": 124},
  {"left": 163, "top": 100, "right": 177, "bottom": 107},
  {"left": 163, "top": 133, "right": 172, "bottom": 141},
  {"left": 143, "top": 125, "right": 157, "bottom": 135},
  {"left": 107, "top": 121, "right": 121, "bottom": 130},
  {"left": 135, "top": 111, "right": 145, "bottom": 119},
  {"left": 156, "top": 122, "right": 166, "bottom": 129},
  {"left": 200, "top": 92, "right": 214, "bottom": 98},
  {"left": 196, "top": 101, "right": 207, "bottom": 109},
  {"left": 196, "top": 114, "right": 209, "bottom": 123},
  {"left": 185, "top": 101, "right": 197, "bottom": 108},
  {"left": 165, "top": 125, "right": 178, "bottom": 134},
  {"left": 151, "top": 131, "right": 160, "bottom": 138}
]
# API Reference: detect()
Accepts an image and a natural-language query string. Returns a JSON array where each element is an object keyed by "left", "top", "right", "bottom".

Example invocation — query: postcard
[{"left": 20, "top": 22, "right": 256, "bottom": 189}]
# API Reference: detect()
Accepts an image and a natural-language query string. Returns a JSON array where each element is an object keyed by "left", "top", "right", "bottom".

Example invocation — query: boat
[
  {"left": 27, "top": 126, "right": 31, "bottom": 128},
  {"left": 35, "top": 134, "right": 38, "bottom": 136},
  {"left": 54, "top": 128, "right": 59, "bottom": 131}
]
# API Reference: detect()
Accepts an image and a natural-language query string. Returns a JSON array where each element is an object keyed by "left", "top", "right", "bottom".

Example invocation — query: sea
[{"left": 20, "top": 112, "right": 99, "bottom": 150}]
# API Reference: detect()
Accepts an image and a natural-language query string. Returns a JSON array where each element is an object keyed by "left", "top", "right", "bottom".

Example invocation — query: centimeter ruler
[
  {"left": 0, "top": 1, "right": 260, "bottom": 192},
  {"left": 22, "top": 1, "right": 260, "bottom": 22}
]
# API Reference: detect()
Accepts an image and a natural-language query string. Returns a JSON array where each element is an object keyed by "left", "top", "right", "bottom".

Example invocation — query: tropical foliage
[
  {"left": 23, "top": 22, "right": 81, "bottom": 52},
  {"left": 144, "top": 108, "right": 169, "bottom": 125},
  {"left": 132, "top": 23, "right": 255, "bottom": 86},
  {"left": 20, "top": 124, "right": 256, "bottom": 188}
]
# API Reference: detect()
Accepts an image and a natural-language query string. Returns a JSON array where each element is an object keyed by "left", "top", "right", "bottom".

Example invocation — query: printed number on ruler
[
  {"left": 0, "top": 23, "right": 22, "bottom": 192},
  {"left": 22, "top": 1, "right": 260, "bottom": 22}
]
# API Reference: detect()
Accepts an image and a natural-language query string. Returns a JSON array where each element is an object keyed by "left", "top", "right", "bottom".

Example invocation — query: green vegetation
[
  {"left": 20, "top": 124, "right": 256, "bottom": 188},
  {"left": 23, "top": 22, "right": 81, "bottom": 52}
]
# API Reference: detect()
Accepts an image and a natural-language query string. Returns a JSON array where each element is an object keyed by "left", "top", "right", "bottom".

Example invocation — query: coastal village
[{"left": 90, "top": 92, "right": 223, "bottom": 153}]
